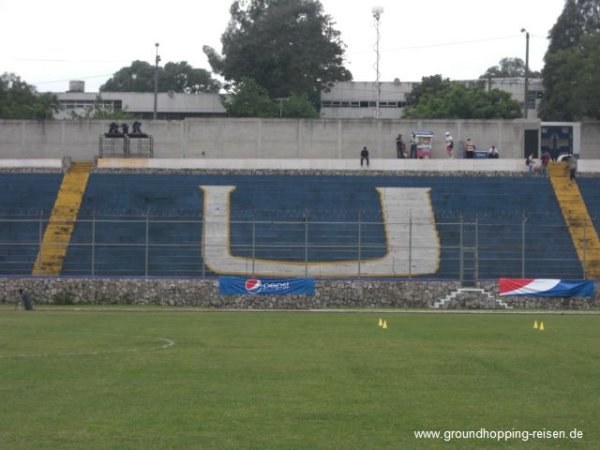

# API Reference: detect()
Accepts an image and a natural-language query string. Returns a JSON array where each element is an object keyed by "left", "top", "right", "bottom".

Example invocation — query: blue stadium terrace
[{"left": 0, "top": 157, "right": 598, "bottom": 283}]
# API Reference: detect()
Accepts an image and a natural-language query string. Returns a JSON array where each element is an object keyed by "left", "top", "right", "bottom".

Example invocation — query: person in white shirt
[
  {"left": 444, "top": 132, "right": 454, "bottom": 158},
  {"left": 488, "top": 145, "right": 499, "bottom": 158}
]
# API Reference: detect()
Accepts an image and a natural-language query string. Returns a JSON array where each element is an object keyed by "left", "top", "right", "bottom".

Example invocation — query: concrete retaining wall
[
  {"left": 1, "top": 278, "right": 598, "bottom": 310},
  {"left": 0, "top": 118, "right": 553, "bottom": 160}
]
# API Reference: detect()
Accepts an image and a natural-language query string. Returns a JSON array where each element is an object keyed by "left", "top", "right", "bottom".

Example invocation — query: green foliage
[
  {"left": 204, "top": 0, "right": 351, "bottom": 106},
  {"left": 547, "top": 0, "right": 600, "bottom": 53},
  {"left": 222, "top": 78, "right": 319, "bottom": 118},
  {"left": 281, "top": 92, "right": 319, "bottom": 118},
  {"left": 480, "top": 57, "right": 541, "bottom": 79},
  {"left": 222, "top": 77, "right": 279, "bottom": 117},
  {"left": 540, "top": 33, "right": 600, "bottom": 120},
  {"left": 100, "top": 60, "right": 221, "bottom": 93},
  {"left": 541, "top": 0, "right": 600, "bottom": 120},
  {"left": 0, "top": 73, "right": 58, "bottom": 120},
  {"left": 404, "top": 76, "right": 522, "bottom": 119},
  {"left": 405, "top": 74, "right": 451, "bottom": 106}
]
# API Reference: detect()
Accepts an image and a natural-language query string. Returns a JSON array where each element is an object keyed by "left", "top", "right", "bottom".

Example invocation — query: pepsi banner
[
  {"left": 499, "top": 278, "right": 594, "bottom": 297},
  {"left": 219, "top": 276, "right": 315, "bottom": 295}
]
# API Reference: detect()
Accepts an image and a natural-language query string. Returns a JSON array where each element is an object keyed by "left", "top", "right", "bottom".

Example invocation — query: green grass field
[{"left": 1, "top": 309, "right": 599, "bottom": 449}]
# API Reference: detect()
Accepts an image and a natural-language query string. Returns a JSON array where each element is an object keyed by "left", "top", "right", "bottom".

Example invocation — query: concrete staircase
[
  {"left": 433, "top": 288, "right": 511, "bottom": 309},
  {"left": 32, "top": 162, "right": 92, "bottom": 275},
  {"left": 548, "top": 161, "right": 600, "bottom": 278}
]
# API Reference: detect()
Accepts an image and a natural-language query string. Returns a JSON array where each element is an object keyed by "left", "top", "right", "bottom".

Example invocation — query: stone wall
[{"left": 1, "top": 278, "right": 598, "bottom": 310}]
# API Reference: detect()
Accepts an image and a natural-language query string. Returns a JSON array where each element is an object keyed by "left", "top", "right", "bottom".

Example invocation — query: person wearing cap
[{"left": 444, "top": 132, "right": 454, "bottom": 158}]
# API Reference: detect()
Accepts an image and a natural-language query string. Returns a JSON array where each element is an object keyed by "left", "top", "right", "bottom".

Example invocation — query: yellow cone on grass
[
  {"left": 533, "top": 320, "right": 538, "bottom": 329},
  {"left": 382, "top": 320, "right": 388, "bottom": 330},
  {"left": 539, "top": 322, "right": 545, "bottom": 331},
  {"left": 378, "top": 318, "right": 383, "bottom": 327}
]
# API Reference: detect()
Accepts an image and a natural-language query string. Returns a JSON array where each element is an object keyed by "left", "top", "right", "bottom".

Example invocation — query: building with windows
[
  {"left": 320, "top": 78, "right": 544, "bottom": 120},
  {"left": 55, "top": 81, "right": 226, "bottom": 120},
  {"left": 53, "top": 78, "right": 544, "bottom": 120}
]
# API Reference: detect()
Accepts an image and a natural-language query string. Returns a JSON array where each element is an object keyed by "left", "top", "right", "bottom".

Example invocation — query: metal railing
[
  {"left": 0, "top": 212, "right": 590, "bottom": 280},
  {"left": 99, "top": 135, "right": 154, "bottom": 158}
]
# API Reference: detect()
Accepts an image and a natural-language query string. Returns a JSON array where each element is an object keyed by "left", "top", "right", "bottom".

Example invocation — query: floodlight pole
[
  {"left": 153, "top": 43, "right": 160, "bottom": 121},
  {"left": 521, "top": 29, "right": 529, "bottom": 119},
  {"left": 373, "top": 7, "right": 383, "bottom": 119}
]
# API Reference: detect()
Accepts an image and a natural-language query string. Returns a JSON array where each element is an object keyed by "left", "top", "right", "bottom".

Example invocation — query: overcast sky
[{"left": 0, "top": 0, "right": 566, "bottom": 93}]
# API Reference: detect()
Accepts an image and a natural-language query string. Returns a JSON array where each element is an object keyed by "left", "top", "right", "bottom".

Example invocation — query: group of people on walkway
[{"left": 526, "top": 152, "right": 578, "bottom": 181}]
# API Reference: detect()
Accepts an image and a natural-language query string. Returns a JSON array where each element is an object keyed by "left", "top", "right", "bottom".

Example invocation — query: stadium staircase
[
  {"left": 433, "top": 288, "right": 511, "bottom": 309},
  {"left": 548, "top": 161, "right": 600, "bottom": 278},
  {"left": 32, "top": 162, "right": 92, "bottom": 275}
]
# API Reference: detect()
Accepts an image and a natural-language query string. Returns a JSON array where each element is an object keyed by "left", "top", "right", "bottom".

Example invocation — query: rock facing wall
[{"left": 1, "top": 278, "right": 598, "bottom": 310}]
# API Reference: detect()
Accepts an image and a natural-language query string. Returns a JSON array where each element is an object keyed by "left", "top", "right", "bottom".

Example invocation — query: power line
[
  {"left": 33, "top": 73, "right": 115, "bottom": 85},
  {"left": 12, "top": 57, "right": 131, "bottom": 64},
  {"left": 349, "top": 34, "right": 546, "bottom": 55}
]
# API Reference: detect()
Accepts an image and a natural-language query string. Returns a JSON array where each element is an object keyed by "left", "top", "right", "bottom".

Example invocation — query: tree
[
  {"left": 221, "top": 77, "right": 279, "bottom": 117},
  {"left": 404, "top": 80, "right": 522, "bottom": 119},
  {"left": 480, "top": 57, "right": 541, "bottom": 79},
  {"left": 0, "top": 73, "right": 57, "bottom": 120},
  {"left": 547, "top": 0, "right": 600, "bottom": 53},
  {"left": 222, "top": 77, "right": 319, "bottom": 118},
  {"left": 281, "top": 92, "right": 319, "bottom": 118},
  {"left": 540, "top": 0, "right": 600, "bottom": 120},
  {"left": 204, "top": 0, "right": 351, "bottom": 106},
  {"left": 405, "top": 75, "right": 452, "bottom": 106},
  {"left": 100, "top": 60, "right": 220, "bottom": 93}
]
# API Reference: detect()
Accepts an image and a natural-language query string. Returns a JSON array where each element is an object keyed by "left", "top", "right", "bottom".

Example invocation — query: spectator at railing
[
  {"left": 130, "top": 121, "right": 148, "bottom": 138},
  {"left": 105, "top": 122, "right": 122, "bottom": 137}
]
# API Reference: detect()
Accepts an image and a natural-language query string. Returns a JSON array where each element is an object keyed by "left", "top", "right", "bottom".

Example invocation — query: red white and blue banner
[
  {"left": 219, "top": 276, "right": 315, "bottom": 295},
  {"left": 499, "top": 278, "right": 594, "bottom": 297}
]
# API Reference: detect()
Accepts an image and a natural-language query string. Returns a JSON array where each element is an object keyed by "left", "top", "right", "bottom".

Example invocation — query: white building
[
  {"left": 54, "top": 78, "right": 544, "bottom": 120},
  {"left": 55, "top": 81, "right": 226, "bottom": 120},
  {"left": 320, "top": 78, "right": 544, "bottom": 120}
]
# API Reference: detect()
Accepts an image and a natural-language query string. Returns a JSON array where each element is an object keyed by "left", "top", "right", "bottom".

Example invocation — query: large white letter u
[{"left": 200, "top": 185, "right": 439, "bottom": 277}]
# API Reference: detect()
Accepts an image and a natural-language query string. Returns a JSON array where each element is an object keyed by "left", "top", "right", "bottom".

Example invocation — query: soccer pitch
[{"left": 1, "top": 309, "right": 599, "bottom": 449}]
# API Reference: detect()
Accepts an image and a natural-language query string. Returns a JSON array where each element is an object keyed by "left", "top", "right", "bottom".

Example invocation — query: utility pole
[{"left": 153, "top": 42, "right": 160, "bottom": 120}]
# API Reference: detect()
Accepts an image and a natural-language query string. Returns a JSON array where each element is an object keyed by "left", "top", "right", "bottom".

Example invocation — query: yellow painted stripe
[
  {"left": 548, "top": 162, "right": 600, "bottom": 278},
  {"left": 32, "top": 162, "right": 92, "bottom": 275}
]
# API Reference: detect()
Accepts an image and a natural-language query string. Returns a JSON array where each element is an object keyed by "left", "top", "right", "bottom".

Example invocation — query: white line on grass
[{"left": 0, "top": 335, "right": 175, "bottom": 359}]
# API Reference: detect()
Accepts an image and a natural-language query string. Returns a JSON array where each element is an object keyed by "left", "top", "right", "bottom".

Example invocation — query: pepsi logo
[{"left": 245, "top": 279, "right": 262, "bottom": 294}]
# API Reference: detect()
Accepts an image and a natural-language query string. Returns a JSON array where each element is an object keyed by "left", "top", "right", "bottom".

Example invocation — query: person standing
[
  {"left": 569, "top": 155, "right": 578, "bottom": 182},
  {"left": 395, "top": 134, "right": 406, "bottom": 158},
  {"left": 18, "top": 289, "right": 33, "bottom": 311},
  {"left": 465, "top": 139, "right": 476, "bottom": 159},
  {"left": 409, "top": 134, "right": 418, "bottom": 159},
  {"left": 445, "top": 132, "right": 454, "bottom": 158},
  {"left": 360, "top": 146, "right": 370, "bottom": 167},
  {"left": 526, "top": 154, "right": 534, "bottom": 175},
  {"left": 540, "top": 152, "right": 550, "bottom": 176}
]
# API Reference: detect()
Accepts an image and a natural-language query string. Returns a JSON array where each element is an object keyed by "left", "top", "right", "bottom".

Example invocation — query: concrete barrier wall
[
  {"left": 2, "top": 118, "right": 600, "bottom": 161},
  {"left": 97, "top": 157, "right": 531, "bottom": 172},
  {"left": 0, "top": 118, "right": 537, "bottom": 160}
]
